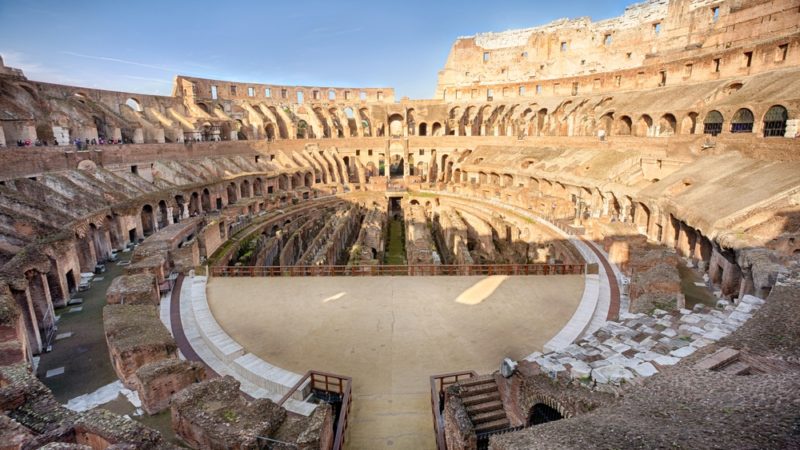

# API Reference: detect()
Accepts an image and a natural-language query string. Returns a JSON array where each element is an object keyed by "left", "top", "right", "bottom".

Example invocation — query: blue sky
[{"left": 0, "top": 0, "right": 629, "bottom": 99}]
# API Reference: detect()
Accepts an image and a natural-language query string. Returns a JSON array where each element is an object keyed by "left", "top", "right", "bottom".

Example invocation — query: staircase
[{"left": 458, "top": 375, "right": 510, "bottom": 435}]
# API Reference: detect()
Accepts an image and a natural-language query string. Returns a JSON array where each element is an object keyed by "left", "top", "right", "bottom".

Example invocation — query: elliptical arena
[{"left": 1, "top": 0, "right": 799, "bottom": 448}]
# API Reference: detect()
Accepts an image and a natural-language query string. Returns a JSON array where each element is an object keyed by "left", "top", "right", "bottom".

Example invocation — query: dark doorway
[
  {"left": 529, "top": 403, "right": 563, "bottom": 426},
  {"left": 65, "top": 270, "right": 76, "bottom": 294}
]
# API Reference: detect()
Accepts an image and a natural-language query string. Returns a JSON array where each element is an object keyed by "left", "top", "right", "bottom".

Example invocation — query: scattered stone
[
  {"left": 46, "top": 367, "right": 65, "bottom": 377},
  {"left": 632, "top": 362, "right": 658, "bottom": 377}
]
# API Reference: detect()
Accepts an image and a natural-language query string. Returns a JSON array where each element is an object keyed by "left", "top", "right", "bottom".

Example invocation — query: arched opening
[
  {"left": 173, "top": 195, "right": 185, "bottom": 222},
  {"left": 265, "top": 123, "right": 276, "bottom": 141},
  {"left": 157, "top": 200, "right": 169, "bottom": 229},
  {"left": 535, "top": 108, "right": 548, "bottom": 136},
  {"left": 528, "top": 403, "right": 564, "bottom": 426},
  {"left": 227, "top": 182, "right": 238, "bottom": 204},
  {"left": 419, "top": 122, "right": 428, "bottom": 136},
  {"left": 304, "top": 172, "right": 313, "bottom": 188},
  {"left": 681, "top": 112, "right": 698, "bottom": 135},
  {"left": 236, "top": 120, "right": 249, "bottom": 140},
  {"left": 278, "top": 174, "right": 289, "bottom": 191},
  {"left": 616, "top": 115, "right": 632, "bottom": 135},
  {"left": 201, "top": 189, "right": 212, "bottom": 211},
  {"left": 658, "top": 114, "right": 677, "bottom": 137},
  {"left": 763, "top": 105, "right": 788, "bottom": 137},
  {"left": 406, "top": 109, "right": 416, "bottom": 136},
  {"left": 599, "top": 112, "right": 614, "bottom": 135},
  {"left": 431, "top": 122, "right": 442, "bottom": 136},
  {"left": 296, "top": 120, "right": 309, "bottom": 139},
  {"left": 190, "top": 192, "right": 201, "bottom": 215},
  {"left": 253, "top": 178, "right": 263, "bottom": 196},
  {"left": 390, "top": 154, "right": 404, "bottom": 178},
  {"left": 635, "top": 114, "right": 653, "bottom": 137},
  {"left": 388, "top": 114, "right": 404, "bottom": 137},
  {"left": 360, "top": 108, "right": 372, "bottom": 136},
  {"left": 703, "top": 110, "right": 724, "bottom": 136},
  {"left": 240, "top": 179, "right": 250, "bottom": 198},
  {"left": 141, "top": 204, "right": 155, "bottom": 236},
  {"left": 125, "top": 98, "right": 142, "bottom": 112},
  {"left": 731, "top": 108, "right": 754, "bottom": 133},
  {"left": 344, "top": 107, "right": 357, "bottom": 137}
]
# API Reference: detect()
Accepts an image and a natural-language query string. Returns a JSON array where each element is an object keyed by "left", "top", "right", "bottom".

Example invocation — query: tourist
[{"left": 598, "top": 128, "right": 606, "bottom": 141}]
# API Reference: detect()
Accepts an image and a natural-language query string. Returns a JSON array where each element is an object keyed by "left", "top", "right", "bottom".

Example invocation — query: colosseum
[{"left": 0, "top": 0, "right": 799, "bottom": 448}]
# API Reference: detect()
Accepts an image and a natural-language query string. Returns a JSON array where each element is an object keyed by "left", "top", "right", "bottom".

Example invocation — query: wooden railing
[
  {"left": 430, "top": 371, "right": 478, "bottom": 450},
  {"left": 211, "top": 263, "right": 585, "bottom": 277},
  {"left": 278, "top": 370, "right": 352, "bottom": 450}
]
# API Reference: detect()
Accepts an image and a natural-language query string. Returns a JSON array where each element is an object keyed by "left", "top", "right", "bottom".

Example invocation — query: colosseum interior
[{"left": 0, "top": 0, "right": 799, "bottom": 448}]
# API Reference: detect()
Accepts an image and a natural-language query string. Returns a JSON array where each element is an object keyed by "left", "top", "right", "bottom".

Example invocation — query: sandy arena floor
[{"left": 207, "top": 275, "right": 583, "bottom": 450}]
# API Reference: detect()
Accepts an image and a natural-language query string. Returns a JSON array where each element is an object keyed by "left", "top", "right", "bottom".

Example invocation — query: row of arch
[{"left": 138, "top": 173, "right": 314, "bottom": 236}]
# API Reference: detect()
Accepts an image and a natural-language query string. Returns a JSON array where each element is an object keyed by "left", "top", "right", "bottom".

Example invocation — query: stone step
[
  {"left": 719, "top": 360, "right": 750, "bottom": 375},
  {"left": 470, "top": 409, "right": 507, "bottom": 425},
  {"left": 458, "top": 374, "right": 496, "bottom": 388},
  {"left": 474, "top": 418, "right": 510, "bottom": 434},
  {"left": 461, "top": 383, "right": 498, "bottom": 397},
  {"left": 462, "top": 392, "right": 501, "bottom": 407},
  {"left": 466, "top": 400, "right": 504, "bottom": 415},
  {"left": 694, "top": 347, "right": 740, "bottom": 371}
]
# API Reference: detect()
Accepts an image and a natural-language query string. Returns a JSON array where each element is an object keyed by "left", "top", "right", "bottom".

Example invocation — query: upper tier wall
[
  {"left": 437, "top": 0, "right": 800, "bottom": 96},
  {"left": 1, "top": 132, "right": 797, "bottom": 181},
  {"left": 175, "top": 75, "right": 395, "bottom": 104}
]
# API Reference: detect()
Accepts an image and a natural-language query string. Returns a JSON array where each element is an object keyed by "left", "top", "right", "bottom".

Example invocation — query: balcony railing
[
  {"left": 211, "top": 263, "right": 586, "bottom": 277},
  {"left": 430, "top": 371, "right": 478, "bottom": 450},
  {"left": 278, "top": 370, "right": 352, "bottom": 450}
]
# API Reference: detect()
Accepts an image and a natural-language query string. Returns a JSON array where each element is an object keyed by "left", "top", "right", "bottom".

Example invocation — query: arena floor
[{"left": 206, "top": 275, "right": 584, "bottom": 449}]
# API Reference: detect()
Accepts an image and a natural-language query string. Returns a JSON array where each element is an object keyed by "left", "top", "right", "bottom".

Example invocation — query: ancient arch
[
  {"left": 141, "top": 204, "right": 155, "bottom": 236},
  {"left": 125, "top": 98, "right": 142, "bottom": 112},
  {"left": 731, "top": 108, "right": 754, "bottom": 133},
  {"left": 658, "top": 114, "right": 677, "bottom": 137},
  {"left": 157, "top": 200, "right": 169, "bottom": 229},
  {"left": 703, "top": 110, "right": 724, "bottom": 135},
  {"left": 635, "top": 114, "right": 653, "bottom": 137},
  {"left": 227, "top": 182, "right": 238, "bottom": 204},
  {"left": 616, "top": 115, "right": 632, "bottom": 135},
  {"left": 680, "top": 112, "right": 698, "bottom": 135},
  {"left": 762, "top": 105, "right": 788, "bottom": 137},
  {"left": 201, "top": 188, "right": 212, "bottom": 211},
  {"left": 388, "top": 114, "right": 404, "bottom": 137},
  {"left": 296, "top": 120, "right": 310, "bottom": 139}
]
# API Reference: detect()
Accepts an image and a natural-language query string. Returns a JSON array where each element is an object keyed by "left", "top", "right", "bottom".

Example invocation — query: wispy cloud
[
  {"left": 0, "top": 49, "right": 81, "bottom": 84},
  {"left": 123, "top": 75, "right": 172, "bottom": 84},
  {"left": 59, "top": 51, "right": 179, "bottom": 72}
]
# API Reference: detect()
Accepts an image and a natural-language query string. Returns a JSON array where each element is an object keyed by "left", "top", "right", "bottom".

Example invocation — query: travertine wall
[{"left": 437, "top": 0, "right": 800, "bottom": 97}]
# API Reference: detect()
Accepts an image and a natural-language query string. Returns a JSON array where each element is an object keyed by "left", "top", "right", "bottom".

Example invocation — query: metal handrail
[
  {"left": 429, "top": 370, "right": 478, "bottom": 450},
  {"left": 278, "top": 370, "right": 352, "bottom": 450},
  {"left": 211, "top": 263, "right": 585, "bottom": 277}
]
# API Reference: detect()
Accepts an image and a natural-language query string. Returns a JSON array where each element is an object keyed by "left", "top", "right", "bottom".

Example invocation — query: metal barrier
[
  {"left": 211, "top": 263, "right": 585, "bottom": 277},
  {"left": 430, "top": 371, "right": 478, "bottom": 450},
  {"left": 278, "top": 370, "right": 352, "bottom": 450}
]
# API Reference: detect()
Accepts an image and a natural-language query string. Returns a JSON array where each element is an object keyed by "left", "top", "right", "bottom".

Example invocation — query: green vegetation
[
  {"left": 384, "top": 219, "right": 406, "bottom": 265},
  {"left": 221, "top": 409, "right": 238, "bottom": 423},
  {"left": 235, "top": 236, "right": 258, "bottom": 265}
]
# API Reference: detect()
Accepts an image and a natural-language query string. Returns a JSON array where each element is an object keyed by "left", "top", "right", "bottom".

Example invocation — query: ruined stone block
[
  {"left": 135, "top": 359, "right": 205, "bottom": 415},
  {"left": 105, "top": 274, "right": 159, "bottom": 306},
  {"left": 103, "top": 305, "right": 177, "bottom": 388},
  {"left": 171, "top": 376, "right": 287, "bottom": 450}
]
